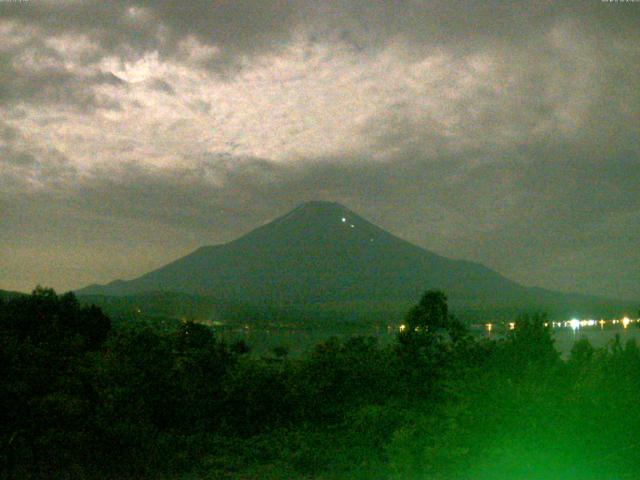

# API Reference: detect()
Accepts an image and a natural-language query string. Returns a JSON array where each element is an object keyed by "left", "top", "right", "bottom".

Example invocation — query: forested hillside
[{"left": 2, "top": 288, "right": 640, "bottom": 479}]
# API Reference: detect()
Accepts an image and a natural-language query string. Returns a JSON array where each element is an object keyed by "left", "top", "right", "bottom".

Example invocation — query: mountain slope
[
  {"left": 78, "top": 202, "right": 520, "bottom": 301},
  {"left": 77, "top": 201, "right": 632, "bottom": 316}
]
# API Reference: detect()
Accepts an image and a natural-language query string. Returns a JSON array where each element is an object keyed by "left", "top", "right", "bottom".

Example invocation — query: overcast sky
[{"left": 0, "top": 0, "right": 638, "bottom": 300}]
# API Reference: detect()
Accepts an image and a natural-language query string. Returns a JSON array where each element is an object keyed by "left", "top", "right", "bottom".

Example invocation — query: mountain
[{"left": 77, "top": 201, "right": 634, "bottom": 320}]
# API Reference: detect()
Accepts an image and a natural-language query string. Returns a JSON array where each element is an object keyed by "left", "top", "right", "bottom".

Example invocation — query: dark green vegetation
[
  {"left": 3, "top": 288, "right": 640, "bottom": 479},
  {"left": 78, "top": 202, "right": 635, "bottom": 321},
  {"left": 0, "top": 289, "right": 23, "bottom": 301}
]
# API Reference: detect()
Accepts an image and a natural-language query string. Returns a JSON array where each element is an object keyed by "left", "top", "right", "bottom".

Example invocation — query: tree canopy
[{"left": 2, "top": 287, "right": 639, "bottom": 479}]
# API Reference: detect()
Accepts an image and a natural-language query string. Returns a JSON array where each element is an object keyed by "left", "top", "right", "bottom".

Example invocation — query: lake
[{"left": 216, "top": 320, "right": 640, "bottom": 357}]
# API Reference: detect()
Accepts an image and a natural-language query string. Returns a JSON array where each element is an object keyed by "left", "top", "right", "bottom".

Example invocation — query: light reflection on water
[
  {"left": 553, "top": 327, "right": 640, "bottom": 356},
  {"left": 477, "top": 323, "right": 640, "bottom": 357}
]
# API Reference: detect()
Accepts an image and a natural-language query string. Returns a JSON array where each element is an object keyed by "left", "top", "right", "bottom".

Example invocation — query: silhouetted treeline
[{"left": 2, "top": 288, "right": 640, "bottom": 479}]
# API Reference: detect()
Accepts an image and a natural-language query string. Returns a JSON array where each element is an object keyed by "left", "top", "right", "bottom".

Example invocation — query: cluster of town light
[
  {"left": 397, "top": 318, "right": 638, "bottom": 334},
  {"left": 479, "top": 317, "right": 636, "bottom": 333},
  {"left": 395, "top": 318, "right": 638, "bottom": 333}
]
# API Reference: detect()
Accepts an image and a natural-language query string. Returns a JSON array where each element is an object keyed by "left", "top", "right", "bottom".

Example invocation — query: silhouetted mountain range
[{"left": 77, "top": 201, "right": 634, "bottom": 320}]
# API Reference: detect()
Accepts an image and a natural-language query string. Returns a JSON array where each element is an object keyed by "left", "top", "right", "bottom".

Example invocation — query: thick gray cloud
[
  {"left": 3, "top": 1, "right": 638, "bottom": 72},
  {"left": 0, "top": 1, "right": 638, "bottom": 300}
]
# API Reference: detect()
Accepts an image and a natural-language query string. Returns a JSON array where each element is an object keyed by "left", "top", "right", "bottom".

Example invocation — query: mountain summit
[{"left": 77, "top": 201, "right": 624, "bottom": 316}]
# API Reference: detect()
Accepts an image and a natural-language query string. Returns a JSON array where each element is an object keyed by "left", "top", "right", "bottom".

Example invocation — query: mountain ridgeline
[{"left": 77, "top": 201, "right": 632, "bottom": 320}]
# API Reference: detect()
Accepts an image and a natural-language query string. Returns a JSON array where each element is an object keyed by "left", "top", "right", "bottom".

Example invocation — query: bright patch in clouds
[{"left": 8, "top": 32, "right": 592, "bottom": 176}]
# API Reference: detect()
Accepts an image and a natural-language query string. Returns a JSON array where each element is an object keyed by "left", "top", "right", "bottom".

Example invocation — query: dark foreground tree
[
  {"left": 400, "top": 289, "right": 467, "bottom": 343},
  {"left": 0, "top": 287, "right": 111, "bottom": 477},
  {"left": 505, "top": 312, "right": 559, "bottom": 370},
  {"left": 4, "top": 285, "right": 640, "bottom": 480}
]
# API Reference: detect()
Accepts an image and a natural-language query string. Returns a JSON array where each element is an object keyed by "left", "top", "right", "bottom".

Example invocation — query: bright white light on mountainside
[{"left": 341, "top": 217, "right": 346, "bottom": 222}]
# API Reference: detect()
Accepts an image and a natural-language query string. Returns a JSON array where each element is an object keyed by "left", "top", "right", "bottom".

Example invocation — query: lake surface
[
  {"left": 551, "top": 327, "right": 640, "bottom": 356},
  {"left": 216, "top": 322, "right": 640, "bottom": 357}
]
